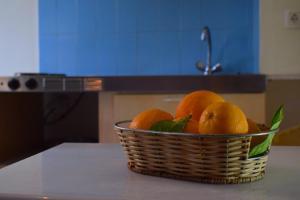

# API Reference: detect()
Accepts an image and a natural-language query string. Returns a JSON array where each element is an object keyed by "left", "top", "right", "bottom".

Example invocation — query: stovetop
[{"left": 0, "top": 73, "right": 102, "bottom": 92}]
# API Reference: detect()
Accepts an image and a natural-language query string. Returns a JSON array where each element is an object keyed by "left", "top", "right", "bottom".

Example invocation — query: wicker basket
[{"left": 115, "top": 121, "right": 278, "bottom": 184}]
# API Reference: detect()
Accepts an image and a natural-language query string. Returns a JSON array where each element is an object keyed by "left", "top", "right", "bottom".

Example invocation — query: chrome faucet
[{"left": 195, "top": 26, "right": 222, "bottom": 75}]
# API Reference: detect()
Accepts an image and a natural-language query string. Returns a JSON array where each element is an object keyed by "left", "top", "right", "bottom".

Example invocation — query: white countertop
[{"left": 0, "top": 143, "right": 299, "bottom": 200}]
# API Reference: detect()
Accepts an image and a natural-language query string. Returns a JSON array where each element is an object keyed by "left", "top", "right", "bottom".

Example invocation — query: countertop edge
[{"left": 99, "top": 74, "right": 266, "bottom": 93}]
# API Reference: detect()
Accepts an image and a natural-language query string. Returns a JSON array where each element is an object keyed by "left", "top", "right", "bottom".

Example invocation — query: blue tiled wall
[{"left": 39, "top": 0, "right": 259, "bottom": 76}]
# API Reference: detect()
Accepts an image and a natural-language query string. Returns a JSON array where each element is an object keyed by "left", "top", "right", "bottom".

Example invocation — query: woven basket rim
[{"left": 114, "top": 120, "right": 279, "bottom": 138}]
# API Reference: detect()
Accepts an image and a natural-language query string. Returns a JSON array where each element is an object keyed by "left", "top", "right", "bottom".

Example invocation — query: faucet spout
[
  {"left": 195, "top": 26, "right": 222, "bottom": 75},
  {"left": 201, "top": 26, "right": 212, "bottom": 68}
]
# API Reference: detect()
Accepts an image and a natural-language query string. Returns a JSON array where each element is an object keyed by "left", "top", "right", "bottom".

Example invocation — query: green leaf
[
  {"left": 270, "top": 105, "right": 284, "bottom": 131},
  {"left": 249, "top": 105, "right": 284, "bottom": 158},
  {"left": 249, "top": 134, "right": 275, "bottom": 158},
  {"left": 150, "top": 115, "right": 191, "bottom": 133},
  {"left": 149, "top": 120, "right": 175, "bottom": 132},
  {"left": 171, "top": 115, "right": 192, "bottom": 132}
]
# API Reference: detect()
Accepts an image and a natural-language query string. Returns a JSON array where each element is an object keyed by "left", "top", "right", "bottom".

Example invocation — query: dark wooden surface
[{"left": 99, "top": 74, "right": 266, "bottom": 93}]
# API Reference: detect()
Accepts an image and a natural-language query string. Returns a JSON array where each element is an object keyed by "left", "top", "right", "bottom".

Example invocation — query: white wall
[
  {"left": 0, "top": 0, "right": 38, "bottom": 76},
  {"left": 260, "top": 0, "right": 300, "bottom": 75}
]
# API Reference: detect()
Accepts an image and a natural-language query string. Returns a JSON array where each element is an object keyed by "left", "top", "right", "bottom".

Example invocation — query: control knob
[
  {"left": 7, "top": 79, "right": 20, "bottom": 90},
  {"left": 25, "top": 78, "right": 38, "bottom": 90}
]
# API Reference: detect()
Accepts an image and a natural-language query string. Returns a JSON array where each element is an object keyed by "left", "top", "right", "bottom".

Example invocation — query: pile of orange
[{"left": 130, "top": 90, "right": 259, "bottom": 135}]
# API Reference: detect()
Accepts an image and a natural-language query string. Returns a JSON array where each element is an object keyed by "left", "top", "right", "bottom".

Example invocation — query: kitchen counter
[
  {"left": 99, "top": 74, "right": 266, "bottom": 93},
  {"left": 7, "top": 73, "right": 300, "bottom": 93},
  {"left": 0, "top": 143, "right": 299, "bottom": 200},
  {"left": 267, "top": 74, "right": 300, "bottom": 80}
]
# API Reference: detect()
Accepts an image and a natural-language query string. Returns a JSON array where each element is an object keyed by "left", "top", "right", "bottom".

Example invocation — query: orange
[
  {"left": 247, "top": 118, "right": 268, "bottom": 148},
  {"left": 199, "top": 102, "right": 248, "bottom": 134},
  {"left": 129, "top": 108, "right": 173, "bottom": 130},
  {"left": 175, "top": 90, "right": 224, "bottom": 121},
  {"left": 247, "top": 118, "right": 260, "bottom": 133},
  {"left": 184, "top": 119, "right": 199, "bottom": 134}
]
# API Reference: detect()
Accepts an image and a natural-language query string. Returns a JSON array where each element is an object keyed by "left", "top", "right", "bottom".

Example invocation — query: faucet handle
[
  {"left": 195, "top": 61, "right": 206, "bottom": 71},
  {"left": 212, "top": 63, "right": 222, "bottom": 73}
]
